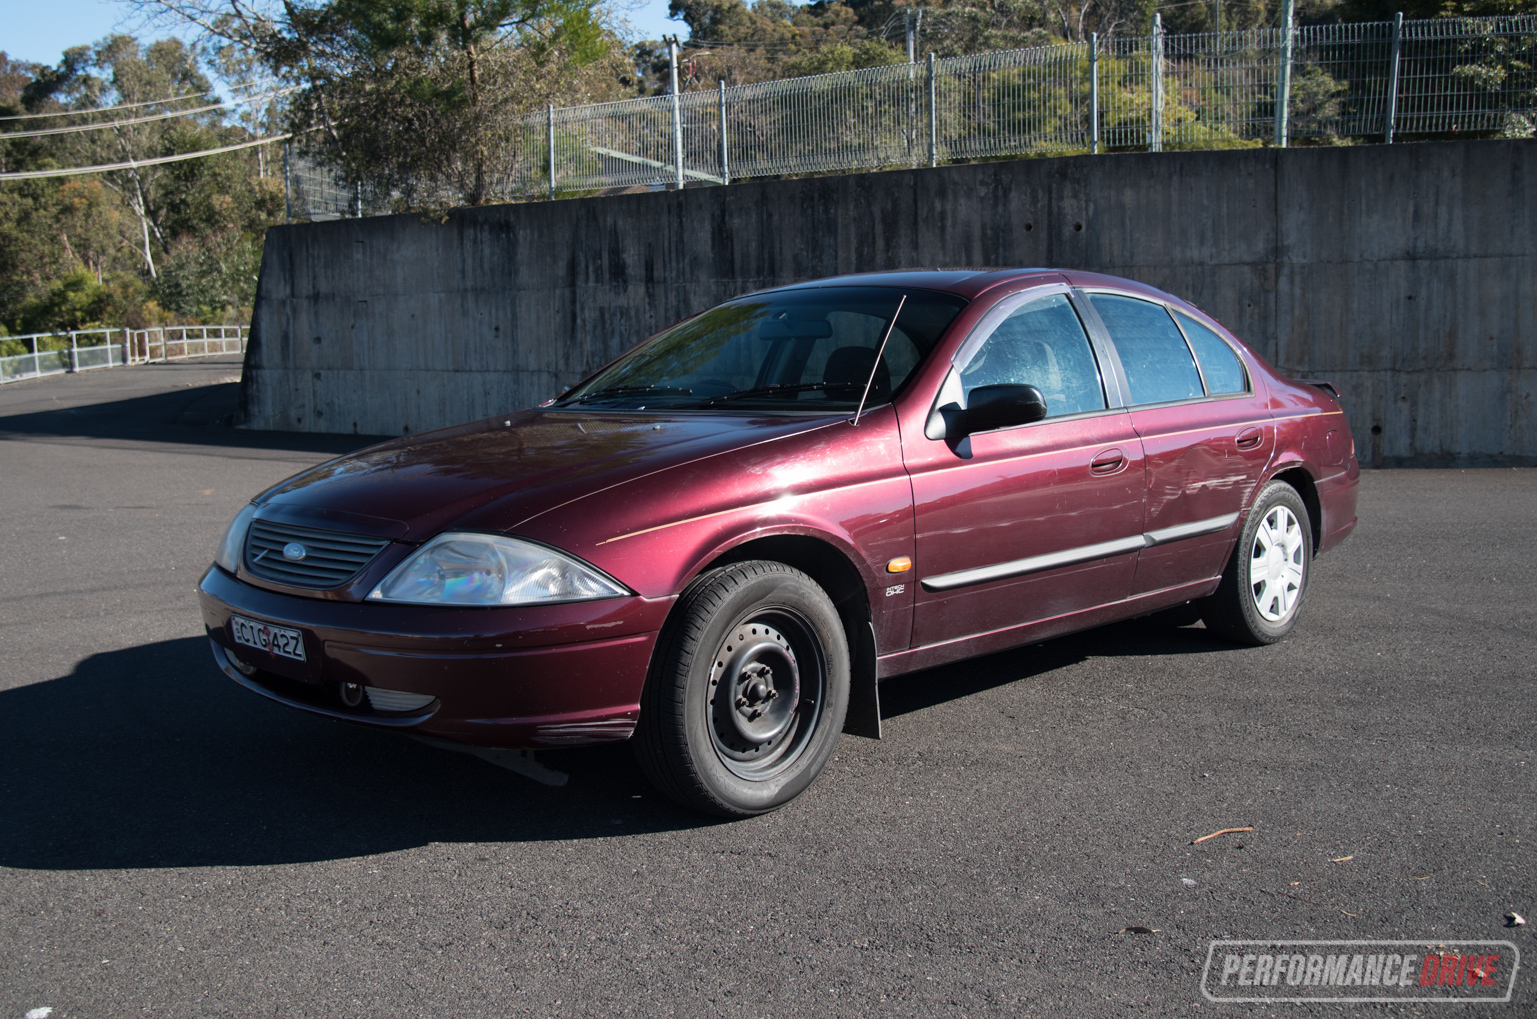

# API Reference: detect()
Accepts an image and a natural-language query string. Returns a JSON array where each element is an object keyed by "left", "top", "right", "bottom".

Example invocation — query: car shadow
[
  {"left": 878, "top": 607, "right": 1227, "bottom": 720},
  {"left": 0, "top": 637, "right": 714, "bottom": 871},
  {"left": 0, "top": 381, "right": 389, "bottom": 456},
  {"left": 0, "top": 613, "right": 1229, "bottom": 871}
]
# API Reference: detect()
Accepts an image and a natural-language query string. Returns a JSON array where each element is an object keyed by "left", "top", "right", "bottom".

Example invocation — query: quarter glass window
[
  {"left": 959, "top": 294, "right": 1106, "bottom": 418},
  {"left": 1175, "top": 312, "right": 1247, "bottom": 395},
  {"left": 1089, "top": 294, "right": 1204, "bottom": 405}
]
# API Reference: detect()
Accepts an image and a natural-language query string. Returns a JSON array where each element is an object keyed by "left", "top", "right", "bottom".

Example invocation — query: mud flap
[{"left": 842, "top": 619, "right": 881, "bottom": 739}]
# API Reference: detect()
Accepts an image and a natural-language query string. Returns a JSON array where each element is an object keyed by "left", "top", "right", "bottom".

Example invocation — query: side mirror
[{"left": 960, "top": 384, "right": 1048, "bottom": 435}]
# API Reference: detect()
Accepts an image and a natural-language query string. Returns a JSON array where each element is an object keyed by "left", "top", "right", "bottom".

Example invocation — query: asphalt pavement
[{"left": 0, "top": 359, "right": 1532, "bottom": 1018}]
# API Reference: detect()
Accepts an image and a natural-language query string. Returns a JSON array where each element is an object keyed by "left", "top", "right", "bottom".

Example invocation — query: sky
[{"left": 1, "top": 0, "right": 690, "bottom": 68}]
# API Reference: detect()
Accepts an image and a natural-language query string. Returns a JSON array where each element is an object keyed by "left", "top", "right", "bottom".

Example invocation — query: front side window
[
  {"left": 556, "top": 287, "right": 966, "bottom": 412},
  {"left": 1089, "top": 294, "right": 1204, "bottom": 405},
  {"left": 958, "top": 293, "right": 1106, "bottom": 418},
  {"left": 1175, "top": 311, "right": 1247, "bottom": 395}
]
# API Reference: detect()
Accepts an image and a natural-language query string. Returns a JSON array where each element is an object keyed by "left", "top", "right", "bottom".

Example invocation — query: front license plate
[{"left": 230, "top": 615, "right": 307, "bottom": 662}]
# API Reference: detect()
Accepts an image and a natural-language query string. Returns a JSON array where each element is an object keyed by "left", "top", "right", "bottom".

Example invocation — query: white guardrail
[{"left": 0, "top": 325, "right": 248, "bottom": 385}]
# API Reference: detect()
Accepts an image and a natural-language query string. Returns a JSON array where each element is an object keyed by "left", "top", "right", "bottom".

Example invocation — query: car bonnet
[{"left": 250, "top": 409, "right": 839, "bottom": 543}]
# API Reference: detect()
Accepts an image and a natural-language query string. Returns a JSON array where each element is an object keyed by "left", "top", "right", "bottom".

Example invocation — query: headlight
[
  {"left": 214, "top": 503, "right": 257, "bottom": 573},
  {"left": 366, "top": 533, "right": 627, "bottom": 606}
]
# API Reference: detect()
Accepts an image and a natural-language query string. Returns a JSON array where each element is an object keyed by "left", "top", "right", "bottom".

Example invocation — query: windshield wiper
[
  {"left": 562, "top": 384, "right": 694, "bottom": 405},
  {"left": 701, "top": 382, "right": 857, "bottom": 406}
]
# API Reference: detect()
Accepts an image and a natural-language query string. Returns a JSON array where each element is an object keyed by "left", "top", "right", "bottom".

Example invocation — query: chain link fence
[{"left": 283, "top": 14, "right": 1536, "bottom": 219}]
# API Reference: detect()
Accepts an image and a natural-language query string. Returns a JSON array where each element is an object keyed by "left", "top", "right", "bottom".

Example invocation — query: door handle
[
  {"left": 1090, "top": 448, "right": 1126, "bottom": 475},
  {"left": 1235, "top": 427, "right": 1264, "bottom": 450}
]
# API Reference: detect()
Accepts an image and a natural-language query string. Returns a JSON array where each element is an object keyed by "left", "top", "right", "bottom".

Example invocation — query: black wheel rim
[{"left": 704, "top": 607, "right": 826, "bottom": 781}]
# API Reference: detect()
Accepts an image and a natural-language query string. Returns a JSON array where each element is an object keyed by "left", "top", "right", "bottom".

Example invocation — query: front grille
[{"left": 245, "top": 519, "right": 391, "bottom": 589}]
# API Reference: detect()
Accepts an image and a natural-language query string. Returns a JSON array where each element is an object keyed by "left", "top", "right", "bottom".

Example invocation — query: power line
[
  {"left": 0, "top": 132, "right": 291, "bottom": 180},
  {"left": 0, "top": 80, "right": 276, "bottom": 122},
  {"left": 1, "top": 89, "right": 292, "bottom": 140}
]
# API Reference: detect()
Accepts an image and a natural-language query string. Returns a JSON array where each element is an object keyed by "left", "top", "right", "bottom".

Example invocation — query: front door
[{"left": 905, "top": 288, "right": 1146, "bottom": 650}]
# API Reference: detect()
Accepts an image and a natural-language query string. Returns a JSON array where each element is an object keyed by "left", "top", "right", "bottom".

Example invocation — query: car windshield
[{"left": 555, "top": 287, "right": 967, "bottom": 412}]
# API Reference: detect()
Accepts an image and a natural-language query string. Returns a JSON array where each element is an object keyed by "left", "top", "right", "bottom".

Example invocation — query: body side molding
[{"left": 920, "top": 513, "right": 1240, "bottom": 592}]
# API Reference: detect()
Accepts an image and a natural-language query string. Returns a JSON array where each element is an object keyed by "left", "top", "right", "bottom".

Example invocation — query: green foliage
[
  {"left": 12, "top": 268, "right": 111, "bottom": 333},
  {"left": 1340, "top": 0, "right": 1537, "bottom": 21},
  {"left": 0, "top": 35, "right": 284, "bottom": 334},
  {"left": 151, "top": 230, "right": 263, "bottom": 319},
  {"left": 164, "top": 0, "right": 629, "bottom": 208},
  {"left": 783, "top": 39, "right": 908, "bottom": 76}
]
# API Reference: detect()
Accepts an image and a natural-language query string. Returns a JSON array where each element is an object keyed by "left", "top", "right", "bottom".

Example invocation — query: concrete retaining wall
[{"left": 240, "top": 139, "right": 1537, "bottom": 465}]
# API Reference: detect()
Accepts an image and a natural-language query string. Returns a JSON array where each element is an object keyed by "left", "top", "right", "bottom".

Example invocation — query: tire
[
  {"left": 1199, "top": 480, "right": 1313, "bottom": 645},
  {"left": 634, "top": 561, "right": 850, "bottom": 818}
]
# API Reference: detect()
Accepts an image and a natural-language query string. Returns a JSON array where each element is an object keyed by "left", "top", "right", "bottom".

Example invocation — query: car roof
[{"left": 764, "top": 268, "right": 1063, "bottom": 300}]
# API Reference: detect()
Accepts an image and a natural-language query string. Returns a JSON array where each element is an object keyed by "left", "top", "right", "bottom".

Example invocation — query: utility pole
[
  {"left": 905, "top": 7, "right": 923, "bottom": 63},
  {"left": 668, "top": 37, "right": 685, "bottom": 190},
  {"left": 906, "top": 9, "right": 922, "bottom": 165}
]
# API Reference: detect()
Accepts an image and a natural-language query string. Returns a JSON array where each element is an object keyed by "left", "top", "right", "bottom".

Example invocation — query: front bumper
[{"left": 197, "top": 566, "right": 671, "bottom": 748}]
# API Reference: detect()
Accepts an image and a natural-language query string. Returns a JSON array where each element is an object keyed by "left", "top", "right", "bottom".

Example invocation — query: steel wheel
[
  {"left": 1249, "top": 505, "right": 1306, "bottom": 623},
  {"left": 635, "top": 561, "right": 849, "bottom": 817},
  {"left": 1200, "top": 480, "right": 1313, "bottom": 645},
  {"left": 706, "top": 613, "right": 825, "bottom": 781}
]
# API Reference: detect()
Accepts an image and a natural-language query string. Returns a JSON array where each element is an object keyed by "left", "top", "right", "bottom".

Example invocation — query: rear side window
[
  {"left": 1089, "top": 294, "right": 1204, "bottom": 405},
  {"left": 959, "top": 293, "right": 1106, "bottom": 418},
  {"left": 1175, "top": 312, "right": 1247, "bottom": 395}
]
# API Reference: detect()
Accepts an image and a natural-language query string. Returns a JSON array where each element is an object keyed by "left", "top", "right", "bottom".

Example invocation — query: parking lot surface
[{"left": 1, "top": 360, "right": 1532, "bottom": 1017}]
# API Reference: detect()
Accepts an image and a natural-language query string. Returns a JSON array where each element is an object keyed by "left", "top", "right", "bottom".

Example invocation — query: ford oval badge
[{"left": 282, "top": 542, "right": 308, "bottom": 561}]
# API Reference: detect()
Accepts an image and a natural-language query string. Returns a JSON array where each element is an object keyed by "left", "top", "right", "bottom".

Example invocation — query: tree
[
  {"left": 135, "top": 0, "right": 632, "bottom": 207},
  {"left": 0, "top": 38, "right": 285, "bottom": 333}
]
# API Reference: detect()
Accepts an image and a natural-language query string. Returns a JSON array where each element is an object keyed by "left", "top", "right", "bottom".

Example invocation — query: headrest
[{"left": 824, "top": 346, "right": 890, "bottom": 396}]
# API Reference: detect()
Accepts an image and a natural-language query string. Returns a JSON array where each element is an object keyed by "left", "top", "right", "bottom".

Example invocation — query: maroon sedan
[{"left": 200, "top": 269, "right": 1358, "bottom": 816}]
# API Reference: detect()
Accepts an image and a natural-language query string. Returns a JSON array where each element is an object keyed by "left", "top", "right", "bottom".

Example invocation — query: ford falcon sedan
[{"left": 199, "top": 268, "right": 1358, "bottom": 816}]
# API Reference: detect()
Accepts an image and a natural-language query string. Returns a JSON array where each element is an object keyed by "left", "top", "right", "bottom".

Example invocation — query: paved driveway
[{"left": 1, "top": 361, "right": 1532, "bottom": 1017}]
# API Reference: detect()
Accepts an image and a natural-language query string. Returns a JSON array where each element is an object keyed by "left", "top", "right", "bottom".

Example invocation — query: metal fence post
[
  {"left": 69, "top": 331, "right": 77, "bottom": 373},
  {"left": 1090, "top": 33, "right": 1100, "bottom": 154},
  {"left": 547, "top": 103, "right": 557, "bottom": 199},
  {"left": 1150, "top": 14, "right": 1164, "bottom": 152},
  {"left": 669, "top": 39, "right": 685, "bottom": 189},
  {"left": 718, "top": 80, "right": 730, "bottom": 184},
  {"left": 1385, "top": 11, "right": 1404, "bottom": 143},
  {"left": 927, "top": 52, "right": 938, "bottom": 168},
  {"left": 1275, "top": 0, "right": 1295, "bottom": 147}
]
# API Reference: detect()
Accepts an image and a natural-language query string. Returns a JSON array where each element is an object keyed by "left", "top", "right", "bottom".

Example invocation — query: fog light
[
  {"left": 365, "top": 687, "right": 436, "bottom": 713},
  {"left": 339, "top": 682, "right": 366, "bottom": 707}
]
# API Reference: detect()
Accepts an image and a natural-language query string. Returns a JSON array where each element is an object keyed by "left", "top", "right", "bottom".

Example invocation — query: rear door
[
  {"left": 904, "top": 286, "right": 1147, "bottom": 649},
  {"left": 1079, "top": 291, "right": 1273, "bottom": 596}
]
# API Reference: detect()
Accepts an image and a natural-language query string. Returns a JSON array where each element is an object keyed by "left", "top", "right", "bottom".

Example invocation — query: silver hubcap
[{"left": 1250, "top": 505, "right": 1305, "bottom": 622}]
